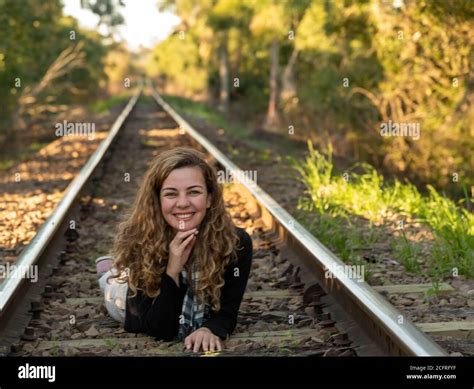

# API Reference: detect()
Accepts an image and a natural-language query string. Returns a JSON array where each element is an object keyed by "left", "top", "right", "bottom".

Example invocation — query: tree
[
  {"left": 208, "top": 0, "right": 254, "bottom": 115},
  {"left": 250, "top": 0, "right": 310, "bottom": 133},
  {"left": 0, "top": 0, "right": 113, "bottom": 145},
  {"left": 80, "top": 0, "right": 125, "bottom": 36},
  {"left": 249, "top": 0, "right": 286, "bottom": 132},
  {"left": 147, "top": 0, "right": 473, "bottom": 193},
  {"left": 13, "top": 42, "right": 86, "bottom": 131}
]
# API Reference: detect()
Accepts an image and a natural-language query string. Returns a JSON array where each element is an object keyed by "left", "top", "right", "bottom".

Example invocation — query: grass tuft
[{"left": 290, "top": 141, "right": 473, "bottom": 279}]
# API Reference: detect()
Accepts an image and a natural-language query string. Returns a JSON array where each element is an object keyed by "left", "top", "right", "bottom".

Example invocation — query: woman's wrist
[{"left": 165, "top": 268, "right": 180, "bottom": 286}]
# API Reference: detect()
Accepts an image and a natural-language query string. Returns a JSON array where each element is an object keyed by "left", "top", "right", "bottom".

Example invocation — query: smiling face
[{"left": 160, "top": 166, "right": 211, "bottom": 232}]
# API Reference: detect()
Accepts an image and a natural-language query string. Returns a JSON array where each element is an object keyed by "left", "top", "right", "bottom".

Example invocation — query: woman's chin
[
  {"left": 170, "top": 221, "right": 200, "bottom": 231},
  {"left": 165, "top": 213, "right": 204, "bottom": 232}
]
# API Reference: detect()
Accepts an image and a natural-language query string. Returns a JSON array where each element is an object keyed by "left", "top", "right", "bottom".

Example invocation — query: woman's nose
[{"left": 176, "top": 193, "right": 191, "bottom": 207}]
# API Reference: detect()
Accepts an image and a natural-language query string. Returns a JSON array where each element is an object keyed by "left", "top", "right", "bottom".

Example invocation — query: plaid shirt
[{"left": 177, "top": 261, "right": 211, "bottom": 340}]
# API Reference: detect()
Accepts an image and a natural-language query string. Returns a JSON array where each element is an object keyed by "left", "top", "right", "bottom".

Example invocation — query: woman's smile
[{"left": 174, "top": 212, "right": 195, "bottom": 221}]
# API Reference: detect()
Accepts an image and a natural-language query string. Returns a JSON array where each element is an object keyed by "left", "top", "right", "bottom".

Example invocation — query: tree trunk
[
  {"left": 280, "top": 48, "right": 298, "bottom": 104},
  {"left": 233, "top": 37, "right": 242, "bottom": 79},
  {"left": 218, "top": 36, "right": 230, "bottom": 115},
  {"left": 263, "top": 38, "right": 280, "bottom": 132}
]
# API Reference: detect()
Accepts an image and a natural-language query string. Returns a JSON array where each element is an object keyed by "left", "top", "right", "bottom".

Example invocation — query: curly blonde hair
[{"left": 110, "top": 146, "right": 239, "bottom": 311}]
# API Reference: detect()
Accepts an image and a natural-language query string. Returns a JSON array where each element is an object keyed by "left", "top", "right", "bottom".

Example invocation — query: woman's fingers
[
  {"left": 185, "top": 337, "right": 192, "bottom": 350},
  {"left": 193, "top": 333, "right": 204, "bottom": 353},
  {"left": 177, "top": 228, "right": 197, "bottom": 240},
  {"left": 170, "top": 228, "right": 196, "bottom": 247},
  {"left": 179, "top": 232, "right": 197, "bottom": 250},
  {"left": 208, "top": 335, "right": 222, "bottom": 352},
  {"left": 184, "top": 333, "right": 196, "bottom": 351},
  {"left": 185, "top": 330, "right": 223, "bottom": 353},
  {"left": 209, "top": 338, "right": 216, "bottom": 352},
  {"left": 202, "top": 336, "right": 209, "bottom": 352},
  {"left": 172, "top": 229, "right": 198, "bottom": 252}
]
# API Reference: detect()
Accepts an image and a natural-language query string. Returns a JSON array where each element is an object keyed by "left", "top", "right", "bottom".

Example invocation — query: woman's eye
[{"left": 164, "top": 192, "right": 200, "bottom": 197}]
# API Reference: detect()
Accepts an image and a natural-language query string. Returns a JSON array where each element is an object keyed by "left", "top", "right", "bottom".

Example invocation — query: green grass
[
  {"left": 88, "top": 93, "right": 131, "bottom": 114},
  {"left": 296, "top": 208, "right": 376, "bottom": 280},
  {"left": 425, "top": 280, "right": 442, "bottom": 297},
  {"left": 290, "top": 141, "right": 474, "bottom": 280},
  {"left": 104, "top": 339, "right": 118, "bottom": 350},
  {"left": 390, "top": 232, "right": 422, "bottom": 274}
]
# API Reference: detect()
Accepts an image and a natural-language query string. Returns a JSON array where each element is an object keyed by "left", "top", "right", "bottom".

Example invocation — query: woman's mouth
[{"left": 174, "top": 212, "right": 195, "bottom": 221}]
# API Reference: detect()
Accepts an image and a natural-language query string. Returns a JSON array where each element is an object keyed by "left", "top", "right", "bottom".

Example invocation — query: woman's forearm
[{"left": 125, "top": 273, "right": 185, "bottom": 340}]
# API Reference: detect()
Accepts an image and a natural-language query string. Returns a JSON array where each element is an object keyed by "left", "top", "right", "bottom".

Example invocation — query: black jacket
[{"left": 124, "top": 227, "right": 253, "bottom": 341}]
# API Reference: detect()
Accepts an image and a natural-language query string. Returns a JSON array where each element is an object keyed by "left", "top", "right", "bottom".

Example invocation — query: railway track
[{"left": 0, "top": 81, "right": 460, "bottom": 358}]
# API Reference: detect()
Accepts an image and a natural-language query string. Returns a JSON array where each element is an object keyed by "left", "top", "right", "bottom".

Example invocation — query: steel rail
[
  {"left": 150, "top": 83, "right": 447, "bottom": 356},
  {"left": 0, "top": 86, "right": 142, "bottom": 315}
]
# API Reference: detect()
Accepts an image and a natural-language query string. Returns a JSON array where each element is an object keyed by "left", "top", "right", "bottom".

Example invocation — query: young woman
[{"left": 97, "top": 146, "right": 253, "bottom": 353}]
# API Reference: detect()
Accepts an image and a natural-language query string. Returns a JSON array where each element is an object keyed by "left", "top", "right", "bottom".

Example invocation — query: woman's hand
[
  {"left": 166, "top": 228, "right": 199, "bottom": 284},
  {"left": 184, "top": 327, "right": 223, "bottom": 353}
]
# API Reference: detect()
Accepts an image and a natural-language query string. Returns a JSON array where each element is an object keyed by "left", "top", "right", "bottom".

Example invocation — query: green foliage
[
  {"left": 390, "top": 233, "right": 421, "bottom": 274},
  {"left": 147, "top": 33, "right": 208, "bottom": 95},
  {"left": 0, "top": 0, "right": 64, "bottom": 124},
  {"left": 208, "top": 0, "right": 254, "bottom": 31},
  {"left": 88, "top": 93, "right": 130, "bottom": 113},
  {"left": 81, "top": 0, "right": 125, "bottom": 33},
  {"left": 292, "top": 142, "right": 474, "bottom": 279},
  {"left": 0, "top": 0, "right": 113, "bottom": 142},
  {"left": 249, "top": 1, "right": 287, "bottom": 39},
  {"left": 150, "top": 0, "right": 473, "bottom": 195}
]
